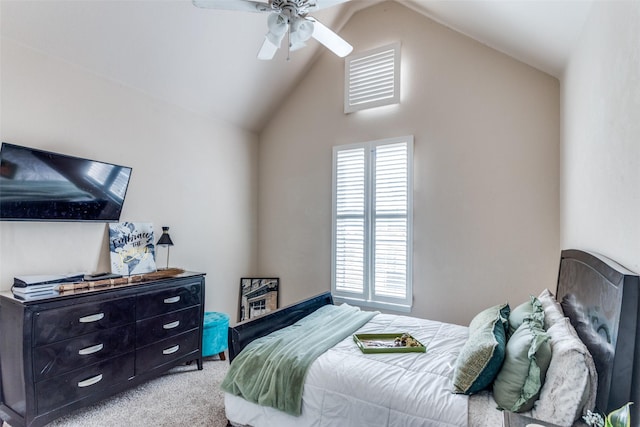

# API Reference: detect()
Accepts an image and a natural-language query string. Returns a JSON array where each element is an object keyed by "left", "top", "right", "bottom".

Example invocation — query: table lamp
[{"left": 156, "top": 226, "right": 174, "bottom": 270}]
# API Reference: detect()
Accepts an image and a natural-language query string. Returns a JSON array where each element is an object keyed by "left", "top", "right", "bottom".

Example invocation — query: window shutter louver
[{"left": 345, "top": 42, "right": 401, "bottom": 113}]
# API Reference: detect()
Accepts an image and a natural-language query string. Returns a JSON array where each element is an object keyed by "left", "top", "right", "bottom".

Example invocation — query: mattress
[{"left": 225, "top": 312, "right": 503, "bottom": 427}]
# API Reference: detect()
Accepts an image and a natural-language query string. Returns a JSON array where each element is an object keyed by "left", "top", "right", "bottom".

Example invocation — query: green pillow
[
  {"left": 453, "top": 303, "right": 510, "bottom": 394},
  {"left": 508, "top": 296, "right": 544, "bottom": 337},
  {"left": 493, "top": 320, "right": 552, "bottom": 412}
]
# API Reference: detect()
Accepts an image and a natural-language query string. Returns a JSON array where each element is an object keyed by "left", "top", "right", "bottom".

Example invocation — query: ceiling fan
[{"left": 192, "top": 0, "right": 353, "bottom": 60}]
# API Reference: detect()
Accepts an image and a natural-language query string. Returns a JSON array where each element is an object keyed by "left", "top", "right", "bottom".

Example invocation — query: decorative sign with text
[{"left": 108, "top": 222, "right": 157, "bottom": 276}]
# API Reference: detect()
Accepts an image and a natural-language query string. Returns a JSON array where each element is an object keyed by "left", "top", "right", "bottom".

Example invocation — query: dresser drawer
[
  {"left": 136, "top": 282, "right": 201, "bottom": 319},
  {"left": 136, "top": 330, "right": 199, "bottom": 372},
  {"left": 33, "top": 324, "right": 135, "bottom": 381},
  {"left": 34, "top": 297, "right": 136, "bottom": 346},
  {"left": 136, "top": 306, "right": 200, "bottom": 347},
  {"left": 36, "top": 352, "right": 134, "bottom": 415}
]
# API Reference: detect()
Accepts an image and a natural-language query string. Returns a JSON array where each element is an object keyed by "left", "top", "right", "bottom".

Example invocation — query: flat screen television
[{"left": 0, "top": 142, "right": 132, "bottom": 222}]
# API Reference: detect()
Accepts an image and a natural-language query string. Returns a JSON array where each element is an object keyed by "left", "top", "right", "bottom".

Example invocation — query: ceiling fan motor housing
[{"left": 270, "top": 0, "right": 316, "bottom": 16}]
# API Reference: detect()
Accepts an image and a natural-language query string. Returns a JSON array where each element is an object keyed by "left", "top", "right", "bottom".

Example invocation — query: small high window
[{"left": 344, "top": 42, "right": 401, "bottom": 113}]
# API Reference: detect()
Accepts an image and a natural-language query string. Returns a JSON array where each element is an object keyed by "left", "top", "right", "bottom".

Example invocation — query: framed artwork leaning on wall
[{"left": 238, "top": 278, "right": 279, "bottom": 322}]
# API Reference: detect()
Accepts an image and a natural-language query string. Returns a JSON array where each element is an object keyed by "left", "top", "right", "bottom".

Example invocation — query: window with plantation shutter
[
  {"left": 344, "top": 42, "right": 401, "bottom": 113},
  {"left": 332, "top": 136, "right": 413, "bottom": 311}
]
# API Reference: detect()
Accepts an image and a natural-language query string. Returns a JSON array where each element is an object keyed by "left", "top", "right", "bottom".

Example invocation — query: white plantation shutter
[
  {"left": 335, "top": 148, "right": 366, "bottom": 294},
  {"left": 373, "top": 143, "right": 408, "bottom": 299},
  {"left": 345, "top": 42, "right": 401, "bottom": 113},
  {"left": 332, "top": 136, "right": 413, "bottom": 311}
]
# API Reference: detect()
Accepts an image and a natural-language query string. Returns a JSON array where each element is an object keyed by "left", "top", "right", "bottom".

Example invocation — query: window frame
[{"left": 331, "top": 135, "right": 414, "bottom": 312}]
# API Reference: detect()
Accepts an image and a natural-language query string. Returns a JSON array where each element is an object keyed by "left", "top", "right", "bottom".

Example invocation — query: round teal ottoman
[{"left": 202, "top": 312, "right": 230, "bottom": 360}]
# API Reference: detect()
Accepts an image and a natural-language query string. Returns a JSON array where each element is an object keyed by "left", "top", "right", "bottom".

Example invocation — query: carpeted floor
[{"left": 3, "top": 357, "right": 230, "bottom": 427}]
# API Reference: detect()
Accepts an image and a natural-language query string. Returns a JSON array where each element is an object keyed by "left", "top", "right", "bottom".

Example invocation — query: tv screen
[{"left": 0, "top": 143, "right": 132, "bottom": 222}]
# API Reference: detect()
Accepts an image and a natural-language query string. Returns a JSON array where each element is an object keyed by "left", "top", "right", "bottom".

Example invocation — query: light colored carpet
[{"left": 3, "top": 357, "right": 229, "bottom": 427}]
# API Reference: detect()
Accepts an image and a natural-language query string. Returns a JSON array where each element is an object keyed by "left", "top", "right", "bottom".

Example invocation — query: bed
[{"left": 223, "top": 249, "right": 640, "bottom": 426}]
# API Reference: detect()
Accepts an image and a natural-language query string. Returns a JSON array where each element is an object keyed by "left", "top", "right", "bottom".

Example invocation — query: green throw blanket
[{"left": 221, "top": 304, "right": 377, "bottom": 416}]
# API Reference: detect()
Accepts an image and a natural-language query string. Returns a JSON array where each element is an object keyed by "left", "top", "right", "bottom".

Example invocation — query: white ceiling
[{"left": 1, "top": 0, "right": 593, "bottom": 133}]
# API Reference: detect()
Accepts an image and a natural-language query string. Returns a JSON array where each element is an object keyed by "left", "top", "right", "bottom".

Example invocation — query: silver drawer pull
[
  {"left": 163, "top": 321, "right": 180, "bottom": 330},
  {"left": 79, "top": 313, "right": 105, "bottom": 323},
  {"left": 163, "top": 296, "right": 181, "bottom": 304},
  {"left": 78, "top": 343, "right": 104, "bottom": 356},
  {"left": 163, "top": 345, "right": 180, "bottom": 355},
  {"left": 78, "top": 374, "right": 103, "bottom": 388}
]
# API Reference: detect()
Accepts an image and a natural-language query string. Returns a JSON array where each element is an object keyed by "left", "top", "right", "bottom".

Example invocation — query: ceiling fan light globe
[
  {"left": 267, "top": 13, "right": 288, "bottom": 36},
  {"left": 291, "top": 17, "right": 314, "bottom": 42}
]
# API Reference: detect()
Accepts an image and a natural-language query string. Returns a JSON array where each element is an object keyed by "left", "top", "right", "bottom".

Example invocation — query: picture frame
[
  {"left": 238, "top": 277, "right": 279, "bottom": 322},
  {"left": 108, "top": 222, "right": 156, "bottom": 276}
]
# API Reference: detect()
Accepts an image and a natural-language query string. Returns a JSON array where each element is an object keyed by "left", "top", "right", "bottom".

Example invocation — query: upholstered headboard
[{"left": 556, "top": 249, "right": 639, "bottom": 420}]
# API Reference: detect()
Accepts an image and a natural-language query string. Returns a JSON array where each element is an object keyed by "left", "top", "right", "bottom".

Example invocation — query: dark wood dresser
[{"left": 0, "top": 272, "right": 205, "bottom": 427}]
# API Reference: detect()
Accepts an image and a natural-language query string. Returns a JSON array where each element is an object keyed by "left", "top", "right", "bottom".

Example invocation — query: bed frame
[
  {"left": 227, "top": 292, "right": 334, "bottom": 361},
  {"left": 227, "top": 249, "right": 640, "bottom": 421}
]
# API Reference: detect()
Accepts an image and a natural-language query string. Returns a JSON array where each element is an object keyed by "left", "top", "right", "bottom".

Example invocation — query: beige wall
[
  {"left": 0, "top": 38, "right": 259, "bottom": 316},
  {"left": 258, "top": 2, "right": 560, "bottom": 325},
  {"left": 561, "top": 1, "right": 640, "bottom": 273}
]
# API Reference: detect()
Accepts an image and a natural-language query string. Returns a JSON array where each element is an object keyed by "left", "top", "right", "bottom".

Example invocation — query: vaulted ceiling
[{"left": 1, "top": 0, "right": 593, "bottom": 133}]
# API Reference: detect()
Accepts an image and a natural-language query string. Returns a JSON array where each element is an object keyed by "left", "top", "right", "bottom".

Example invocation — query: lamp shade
[{"left": 157, "top": 227, "right": 174, "bottom": 246}]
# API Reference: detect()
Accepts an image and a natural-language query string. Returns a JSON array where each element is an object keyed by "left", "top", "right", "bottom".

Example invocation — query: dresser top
[{"left": 1, "top": 271, "right": 205, "bottom": 305}]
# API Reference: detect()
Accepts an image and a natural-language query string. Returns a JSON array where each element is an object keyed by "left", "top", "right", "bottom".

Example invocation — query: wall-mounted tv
[{"left": 0, "top": 143, "right": 132, "bottom": 222}]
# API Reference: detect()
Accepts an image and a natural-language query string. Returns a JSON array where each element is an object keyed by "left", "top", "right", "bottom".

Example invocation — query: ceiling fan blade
[
  {"left": 191, "top": 0, "right": 271, "bottom": 13},
  {"left": 309, "top": 18, "right": 353, "bottom": 57},
  {"left": 257, "top": 37, "right": 278, "bottom": 60}
]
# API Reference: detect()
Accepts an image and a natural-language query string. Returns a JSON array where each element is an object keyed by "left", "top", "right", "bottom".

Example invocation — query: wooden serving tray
[{"left": 353, "top": 333, "right": 426, "bottom": 354}]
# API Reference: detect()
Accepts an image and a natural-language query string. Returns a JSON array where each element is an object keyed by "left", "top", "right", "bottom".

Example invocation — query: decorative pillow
[
  {"left": 468, "top": 302, "right": 510, "bottom": 335},
  {"left": 508, "top": 296, "right": 544, "bottom": 337},
  {"left": 538, "top": 289, "right": 565, "bottom": 330},
  {"left": 530, "top": 317, "right": 597, "bottom": 427},
  {"left": 452, "top": 303, "right": 510, "bottom": 395},
  {"left": 493, "top": 320, "right": 552, "bottom": 412}
]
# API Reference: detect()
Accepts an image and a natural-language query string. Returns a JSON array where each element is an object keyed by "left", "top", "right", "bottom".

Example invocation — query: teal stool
[{"left": 202, "top": 312, "right": 230, "bottom": 360}]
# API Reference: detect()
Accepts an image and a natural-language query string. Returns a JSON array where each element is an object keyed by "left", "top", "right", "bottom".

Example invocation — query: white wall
[
  {"left": 258, "top": 2, "right": 560, "bottom": 325},
  {"left": 0, "top": 38, "right": 259, "bottom": 317},
  {"left": 561, "top": 1, "right": 640, "bottom": 273}
]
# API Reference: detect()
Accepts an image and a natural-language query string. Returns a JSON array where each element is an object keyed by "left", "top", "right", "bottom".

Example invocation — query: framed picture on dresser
[{"left": 238, "top": 278, "right": 279, "bottom": 322}]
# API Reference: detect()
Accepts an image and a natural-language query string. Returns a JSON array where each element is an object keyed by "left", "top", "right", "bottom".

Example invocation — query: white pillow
[
  {"left": 538, "top": 289, "right": 565, "bottom": 330},
  {"left": 530, "top": 317, "right": 597, "bottom": 427}
]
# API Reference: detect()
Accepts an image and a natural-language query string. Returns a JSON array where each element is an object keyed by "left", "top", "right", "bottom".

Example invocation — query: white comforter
[{"left": 225, "top": 312, "right": 502, "bottom": 427}]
